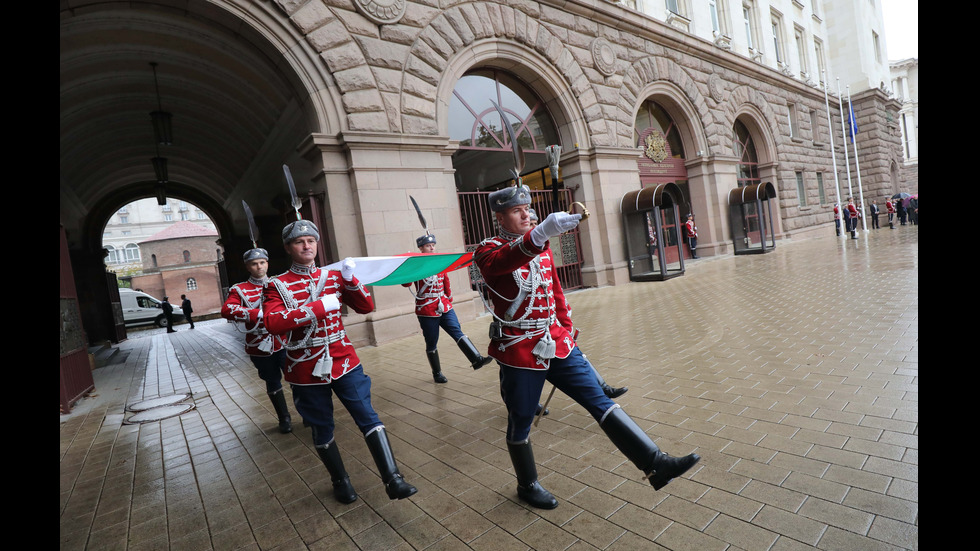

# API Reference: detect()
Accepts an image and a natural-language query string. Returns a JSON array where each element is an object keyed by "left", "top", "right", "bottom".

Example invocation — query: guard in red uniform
[
  {"left": 886, "top": 198, "right": 895, "bottom": 229},
  {"left": 833, "top": 203, "right": 842, "bottom": 235},
  {"left": 263, "top": 219, "right": 417, "bottom": 504},
  {"left": 684, "top": 213, "right": 699, "bottom": 258},
  {"left": 403, "top": 233, "right": 492, "bottom": 383},
  {"left": 221, "top": 246, "right": 292, "bottom": 433},
  {"left": 475, "top": 185, "right": 700, "bottom": 509},
  {"left": 846, "top": 197, "right": 860, "bottom": 238}
]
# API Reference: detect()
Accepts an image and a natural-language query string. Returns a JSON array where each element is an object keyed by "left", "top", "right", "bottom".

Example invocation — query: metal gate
[
  {"left": 60, "top": 225, "right": 95, "bottom": 413},
  {"left": 457, "top": 189, "right": 584, "bottom": 292}
]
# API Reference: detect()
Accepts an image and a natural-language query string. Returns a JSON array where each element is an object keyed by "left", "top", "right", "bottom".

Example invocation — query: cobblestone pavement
[{"left": 60, "top": 228, "right": 918, "bottom": 550}]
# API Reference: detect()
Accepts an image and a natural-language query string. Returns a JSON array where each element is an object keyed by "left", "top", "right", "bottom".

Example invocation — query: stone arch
[
  {"left": 83, "top": 182, "right": 235, "bottom": 257},
  {"left": 720, "top": 85, "right": 782, "bottom": 162},
  {"left": 626, "top": 79, "right": 710, "bottom": 159},
  {"left": 272, "top": 0, "right": 384, "bottom": 133},
  {"left": 432, "top": 40, "right": 590, "bottom": 150},
  {"left": 405, "top": 2, "right": 600, "bottom": 145},
  {"left": 618, "top": 57, "right": 712, "bottom": 152}
]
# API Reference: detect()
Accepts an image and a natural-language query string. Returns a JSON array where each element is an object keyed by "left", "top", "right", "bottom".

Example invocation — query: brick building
[{"left": 130, "top": 221, "right": 224, "bottom": 317}]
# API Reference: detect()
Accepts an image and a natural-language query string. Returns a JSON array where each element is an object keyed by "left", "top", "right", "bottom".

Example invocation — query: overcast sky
[{"left": 881, "top": 0, "right": 918, "bottom": 60}]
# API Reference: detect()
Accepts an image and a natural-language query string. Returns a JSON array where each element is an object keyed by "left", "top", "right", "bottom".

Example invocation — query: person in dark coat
[
  {"left": 180, "top": 294, "right": 195, "bottom": 329},
  {"left": 161, "top": 296, "right": 176, "bottom": 333}
]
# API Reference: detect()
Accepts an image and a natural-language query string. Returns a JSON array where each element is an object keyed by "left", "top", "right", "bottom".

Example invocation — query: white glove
[
  {"left": 530, "top": 212, "right": 582, "bottom": 248},
  {"left": 341, "top": 257, "right": 356, "bottom": 282},
  {"left": 319, "top": 293, "right": 340, "bottom": 313}
]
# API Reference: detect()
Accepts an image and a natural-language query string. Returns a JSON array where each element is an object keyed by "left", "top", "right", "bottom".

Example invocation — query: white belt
[
  {"left": 286, "top": 329, "right": 346, "bottom": 350},
  {"left": 501, "top": 318, "right": 553, "bottom": 330}
]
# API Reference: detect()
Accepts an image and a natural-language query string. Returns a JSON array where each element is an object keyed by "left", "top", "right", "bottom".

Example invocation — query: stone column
[
  {"left": 300, "top": 131, "right": 480, "bottom": 346},
  {"left": 685, "top": 154, "right": 739, "bottom": 256}
]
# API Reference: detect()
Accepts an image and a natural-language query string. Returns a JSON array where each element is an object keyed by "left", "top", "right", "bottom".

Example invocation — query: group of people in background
[{"left": 834, "top": 194, "right": 917, "bottom": 238}]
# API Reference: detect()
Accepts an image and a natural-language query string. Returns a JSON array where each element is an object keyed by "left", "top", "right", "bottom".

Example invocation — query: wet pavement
[{"left": 60, "top": 227, "right": 918, "bottom": 550}]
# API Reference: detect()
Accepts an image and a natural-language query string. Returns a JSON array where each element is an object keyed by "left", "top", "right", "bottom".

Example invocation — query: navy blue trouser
[
  {"left": 290, "top": 365, "right": 383, "bottom": 446},
  {"left": 499, "top": 347, "right": 616, "bottom": 443},
  {"left": 418, "top": 310, "right": 465, "bottom": 352},
  {"left": 250, "top": 350, "right": 286, "bottom": 394}
]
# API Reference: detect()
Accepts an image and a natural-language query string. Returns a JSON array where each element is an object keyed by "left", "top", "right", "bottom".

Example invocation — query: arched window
[
  {"left": 105, "top": 245, "right": 120, "bottom": 264},
  {"left": 124, "top": 243, "right": 141, "bottom": 262},
  {"left": 186, "top": 278, "right": 197, "bottom": 291},
  {"left": 151, "top": 254, "right": 158, "bottom": 268},
  {"left": 183, "top": 250, "right": 191, "bottom": 263},
  {"left": 449, "top": 69, "right": 560, "bottom": 192},
  {"left": 634, "top": 100, "right": 685, "bottom": 159},
  {"left": 733, "top": 119, "right": 760, "bottom": 188}
]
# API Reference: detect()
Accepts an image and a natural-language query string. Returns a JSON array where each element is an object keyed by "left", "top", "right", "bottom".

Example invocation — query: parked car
[{"left": 119, "top": 288, "right": 185, "bottom": 328}]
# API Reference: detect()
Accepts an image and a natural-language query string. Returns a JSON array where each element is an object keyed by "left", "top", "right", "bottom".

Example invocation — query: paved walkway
[{"left": 60, "top": 228, "right": 918, "bottom": 551}]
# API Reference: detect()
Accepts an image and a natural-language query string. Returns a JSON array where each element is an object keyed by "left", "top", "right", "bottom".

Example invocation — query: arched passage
[{"left": 61, "top": 0, "right": 342, "bottom": 345}]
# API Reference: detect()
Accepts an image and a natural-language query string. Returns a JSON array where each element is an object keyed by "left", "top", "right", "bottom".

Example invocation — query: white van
[{"left": 118, "top": 288, "right": 185, "bottom": 328}]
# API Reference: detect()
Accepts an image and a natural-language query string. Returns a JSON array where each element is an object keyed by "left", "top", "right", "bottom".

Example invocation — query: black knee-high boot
[
  {"left": 427, "top": 350, "right": 447, "bottom": 383},
  {"left": 268, "top": 389, "right": 292, "bottom": 433},
  {"left": 315, "top": 442, "right": 358, "bottom": 504},
  {"left": 507, "top": 441, "right": 558, "bottom": 509},
  {"left": 457, "top": 336, "right": 493, "bottom": 369},
  {"left": 600, "top": 407, "right": 700, "bottom": 490},
  {"left": 365, "top": 427, "right": 418, "bottom": 500}
]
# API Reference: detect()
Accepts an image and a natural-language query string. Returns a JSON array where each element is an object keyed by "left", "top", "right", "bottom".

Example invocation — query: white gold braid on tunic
[{"left": 477, "top": 229, "right": 558, "bottom": 360}]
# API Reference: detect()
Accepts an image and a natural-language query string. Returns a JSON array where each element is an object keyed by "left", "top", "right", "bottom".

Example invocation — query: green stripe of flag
[{"left": 371, "top": 253, "right": 471, "bottom": 286}]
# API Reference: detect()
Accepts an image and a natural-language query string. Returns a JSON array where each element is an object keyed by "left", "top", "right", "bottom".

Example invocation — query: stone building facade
[{"left": 59, "top": 0, "right": 915, "bottom": 346}]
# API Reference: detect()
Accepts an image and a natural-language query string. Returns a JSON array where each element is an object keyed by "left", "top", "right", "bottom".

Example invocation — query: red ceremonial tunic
[
  {"left": 684, "top": 220, "right": 698, "bottom": 238},
  {"left": 263, "top": 263, "right": 374, "bottom": 385},
  {"left": 834, "top": 205, "right": 841, "bottom": 219},
  {"left": 402, "top": 273, "right": 453, "bottom": 317},
  {"left": 847, "top": 204, "right": 859, "bottom": 217},
  {"left": 886, "top": 201, "right": 895, "bottom": 214},
  {"left": 221, "top": 277, "right": 284, "bottom": 356},
  {"left": 475, "top": 230, "right": 576, "bottom": 370}
]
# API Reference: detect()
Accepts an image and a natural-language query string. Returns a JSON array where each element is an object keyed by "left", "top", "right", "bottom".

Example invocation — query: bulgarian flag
[{"left": 322, "top": 252, "right": 473, "bottom": 286}]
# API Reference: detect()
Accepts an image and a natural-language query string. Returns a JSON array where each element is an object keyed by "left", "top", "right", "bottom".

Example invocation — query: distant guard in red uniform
[
  {"left": 886, "top": 198, "right": 895, "bottom": 229},
  {"left": 221, "top": 246, "right": 292, "bottom": 434},
  {"left": 846, "top": 197, "right": 860, "bottom": 238},
  {"left": 263, "top": 219, "right": 417, "bottom": 504},
  {"left": 684, "top": 213, "right": 699, "bottom": 258},
  {"left": 403, "top": 232, "right": 492, "bottom": 384},
  {"left": 475, "top": 185, "right": 700, "bottom": 509}
]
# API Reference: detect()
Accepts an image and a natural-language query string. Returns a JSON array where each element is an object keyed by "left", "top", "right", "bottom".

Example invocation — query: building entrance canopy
[
  {"left": 728, "top": 182, "right": 777, "bottom": 254},
  {"left": 620, "top": 182, "right": 685, "bottom": 281}
]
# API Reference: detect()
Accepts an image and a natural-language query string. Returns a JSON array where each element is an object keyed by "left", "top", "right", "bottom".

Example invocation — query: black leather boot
[
  {"left": 268, "top": 389, "right": 292, "bottom": 434},
  {"left": 365, "top": 427, "right": 418, "bottom": 500},
  {"left": 600, "top": 407, "right": 700, "bottom": 490},
  {"left": 427, "top": 350, "right": 447, "bottom": 383},
  {"left": 457, "top": 336, "right": 493, "bottom": 369},
  {"left": 590, "top": 363, "right": 628, "bottom": 399},
  {"left": 507, "top": 441, "right": 558, "bottom": 509},
  {"left": 535, "top": 403, "right": 549, "bottom": 416},
  {"left": 315, "top": 442, "right": 358, "bottom": 504}
]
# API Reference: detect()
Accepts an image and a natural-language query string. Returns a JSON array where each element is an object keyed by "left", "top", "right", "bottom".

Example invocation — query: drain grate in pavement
[
  {"left": 123, "top": 393, "right": 195, "bottom": 424},
  {"left": 126, "top": 393, "right": 192, "bottom": 412}
]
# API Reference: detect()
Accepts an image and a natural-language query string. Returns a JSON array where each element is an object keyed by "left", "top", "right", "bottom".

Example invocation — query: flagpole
[
  {"left": 836, "top": 79, "right": 854, "bottom": 231},
  {"left": 823, "top": 72, "right": 844, "bottom": 239},
  {"left": 847, "top": 85, "right": 868, "bottom": 232}
]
